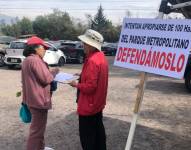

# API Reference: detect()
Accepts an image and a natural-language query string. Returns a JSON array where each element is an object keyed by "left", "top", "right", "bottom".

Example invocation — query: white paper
[{"left": 54, "top": 72, "right": 79, "bottom": 83}]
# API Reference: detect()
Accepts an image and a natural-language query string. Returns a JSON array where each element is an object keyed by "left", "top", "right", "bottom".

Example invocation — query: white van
[{"left": 4, "top": 39, "right": 66, "bottom": 69}]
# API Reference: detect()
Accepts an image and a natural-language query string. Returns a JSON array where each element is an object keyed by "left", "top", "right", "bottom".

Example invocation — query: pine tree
[
  {"left": 90, "top": 5, "right": 120, "bottom": 42},
  {"left": 91, "top": 5, "right": 109, "bottom": 33}
]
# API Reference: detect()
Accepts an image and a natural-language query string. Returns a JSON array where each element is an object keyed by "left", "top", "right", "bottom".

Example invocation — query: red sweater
[{"left": 76, "top": 51, "right": 108, "bottom": 116}]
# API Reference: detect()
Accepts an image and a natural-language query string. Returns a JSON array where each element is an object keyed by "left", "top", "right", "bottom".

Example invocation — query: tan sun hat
[{"left": 78, "top": 29, "right": 104, "bottom": 51}]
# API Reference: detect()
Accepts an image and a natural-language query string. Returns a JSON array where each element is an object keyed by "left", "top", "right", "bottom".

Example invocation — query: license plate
[{"left": 11, "top": 58, "right": 18, "bottom": 63}]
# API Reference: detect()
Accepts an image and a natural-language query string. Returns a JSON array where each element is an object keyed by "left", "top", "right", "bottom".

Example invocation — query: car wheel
[
  {"left": 185, "top": 70, "right": 191, "bottom": 92},
  {"left": 8, "top": 65, "right": 16, "bottom": 69},
  {"left": 0, "top": 53, "right": 5, "bottom": 67},
  {"left": 77, "top": 54, "right": 84, "bottom": 64},
  {"left": 58, "top": 57, "right": 65, "bottom": 67}
]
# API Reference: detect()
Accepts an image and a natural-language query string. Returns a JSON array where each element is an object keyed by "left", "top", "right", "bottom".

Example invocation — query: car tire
[
  {"left": 185, "top": 70, "right": 191, "bottom": 92},
  {"left": 77, "top": 54, "right": 84, "bottom": 64},
  {"left": 0, "top": 53, "right": 5, "bottom": 67},
  {"left": 58, "top": 57, "right": 65, "bottom": 67}
]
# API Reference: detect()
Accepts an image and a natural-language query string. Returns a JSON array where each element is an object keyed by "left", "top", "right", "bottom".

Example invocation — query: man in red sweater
[{"left": 69, "top": 29, "right": 108, "bottom": 150}]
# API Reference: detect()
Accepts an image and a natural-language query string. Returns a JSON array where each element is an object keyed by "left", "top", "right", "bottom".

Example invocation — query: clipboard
[{"left": 54, "top": 72, "right": 79, "bottom": 84}]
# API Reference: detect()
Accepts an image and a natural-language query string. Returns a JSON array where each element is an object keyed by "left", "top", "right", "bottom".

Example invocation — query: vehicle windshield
[
  {"left": 51, "top": 42, "right": 61, "bottom": 48},
  {"left": 10, "top": 42, "right": 26, "bottom": 49}
]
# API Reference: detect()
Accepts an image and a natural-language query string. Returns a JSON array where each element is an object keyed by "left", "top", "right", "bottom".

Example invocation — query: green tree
[
  {"left": 1, "top": 8, "right": 120, "bottom": 42},
  {"left": 89, "top": 5, "right": 120, "bottom": 42},
  {"left": 18, "top": 17, "right": 33, "bottom": 35},
  {"left": 1, "top": 17, "right": 33, "bottom": 37},
  {"left": 91, "top": 5, "right": 109, "bottom": 32},
  {"left": 46, "top": 10, "right": 75, "bottom": 40},
  {"left": 1, "top": 23, "right": 21, "bottom": 37},
  {"left": 33, "top": 16, "right": 50, "bottom": 39},
  {"left": 33, "top": 9, "right": 85, "bottom": 40}
]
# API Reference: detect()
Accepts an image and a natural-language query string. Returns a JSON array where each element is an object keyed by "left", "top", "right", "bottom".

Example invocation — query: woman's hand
[{"left": 50, "top": 68, "right": 60, "bottom": 77}]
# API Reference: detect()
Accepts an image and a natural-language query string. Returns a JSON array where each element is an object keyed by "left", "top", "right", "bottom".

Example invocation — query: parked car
[
  {"left": 101, "top": 43, "right": 118, "bottom": 56},
  {"left": 44, "top": 42, "right": 66, "bottom": 66},
  {"left": 0, "top": 44, "right": 8, "bottom": 67},
  {"left": 4, "top": 39, "right": 66, "bottom": 69},
  {"left": 58, "top": 41, "right": 85, "bottom": 64},
  {"left": 0, "top": 36, "right": 16, "bottom": 67}
]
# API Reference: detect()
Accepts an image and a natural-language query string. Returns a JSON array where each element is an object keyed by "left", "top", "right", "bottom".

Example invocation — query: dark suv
[
  {"left": 102, "top": 43, "right": 117, "bottom": 56},
  {"left": 58, "top": 41, "right": 85, "bottom": 64}
]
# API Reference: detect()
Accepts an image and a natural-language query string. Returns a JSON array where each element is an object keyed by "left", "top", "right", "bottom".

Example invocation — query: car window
[
  {"left": 47, "top": 46, "right": 53, "bottom": 51},
  {"left": 45, "top": 42, "right": 57, "bottom": 51},
  {"left": 53, "top": 42, "right": 61, "bottom": 48},
  {"left": 10, "top": 42, "right": 26, "bottom": 49},
  {"left": 48, "top": 41, "right": 61, "bottom": 48},
  {"left": 61, "top": 43, "right": 76, "bottom": 48},
  {"left": 76, "top": 43, "right": 84, "bottom": 48}
]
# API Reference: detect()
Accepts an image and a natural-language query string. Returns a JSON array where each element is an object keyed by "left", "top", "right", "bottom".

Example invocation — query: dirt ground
[{"left": 0, "top": 56, "right": 191, "bottom": 150}]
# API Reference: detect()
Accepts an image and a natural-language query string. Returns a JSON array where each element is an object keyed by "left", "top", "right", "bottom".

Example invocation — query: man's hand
[
  {"left": 74, "top": 73, "right": 81, "bottom": 76},
  {"left": 69, "top": 80, "right": 78, "bottom": 87}
]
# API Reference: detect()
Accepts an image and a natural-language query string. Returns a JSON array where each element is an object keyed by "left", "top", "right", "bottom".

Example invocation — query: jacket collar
[
  {"left": 85, "top": 51, "right": 98, "bottom": 61},
  {"left": 30, "top": 54, "right": 42, "bottom": 59}
]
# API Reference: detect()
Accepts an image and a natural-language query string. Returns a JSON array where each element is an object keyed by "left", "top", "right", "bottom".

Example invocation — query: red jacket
[{"left": 76, "top": 51, "right": 108, "bottom": 116}]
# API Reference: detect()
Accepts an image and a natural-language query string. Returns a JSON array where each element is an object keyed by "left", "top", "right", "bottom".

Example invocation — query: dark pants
[
  {"left": 79, "top": 112, "right": 106, "bottom": 150},
  {"left": 27, "top": 108, "right": 48, "bottom": 150}
]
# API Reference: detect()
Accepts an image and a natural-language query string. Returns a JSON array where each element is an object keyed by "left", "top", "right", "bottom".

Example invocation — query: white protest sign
[{"left": 114, "top": 18, "right": 191, "bottom": 79}]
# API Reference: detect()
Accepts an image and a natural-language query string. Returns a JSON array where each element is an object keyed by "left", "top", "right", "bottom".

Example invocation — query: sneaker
[{"left": 44, "top": 147, "right": 54, "bottom": 150}]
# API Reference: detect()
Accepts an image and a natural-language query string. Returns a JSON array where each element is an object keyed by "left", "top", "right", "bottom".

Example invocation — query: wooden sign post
[{"left": 125, "top": 72, "right": 148, "bottom": 150}]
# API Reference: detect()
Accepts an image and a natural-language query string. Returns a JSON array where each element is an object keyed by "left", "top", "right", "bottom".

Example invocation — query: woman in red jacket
[
  {"left": 22, "top": 36, "right": 59, "bottom": 150},
  {"left": 69, "top": 29, "right": 109, "bottom": 150}
]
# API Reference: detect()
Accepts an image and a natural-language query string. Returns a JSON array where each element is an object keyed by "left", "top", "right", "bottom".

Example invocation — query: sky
[{"left": 0, "top": 0, "right": 162, "bottom": 24}]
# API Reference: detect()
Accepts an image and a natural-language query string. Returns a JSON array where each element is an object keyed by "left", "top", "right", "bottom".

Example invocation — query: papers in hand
[{"left": 54, "top": 73, "right": 79, "bottom": 84}]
